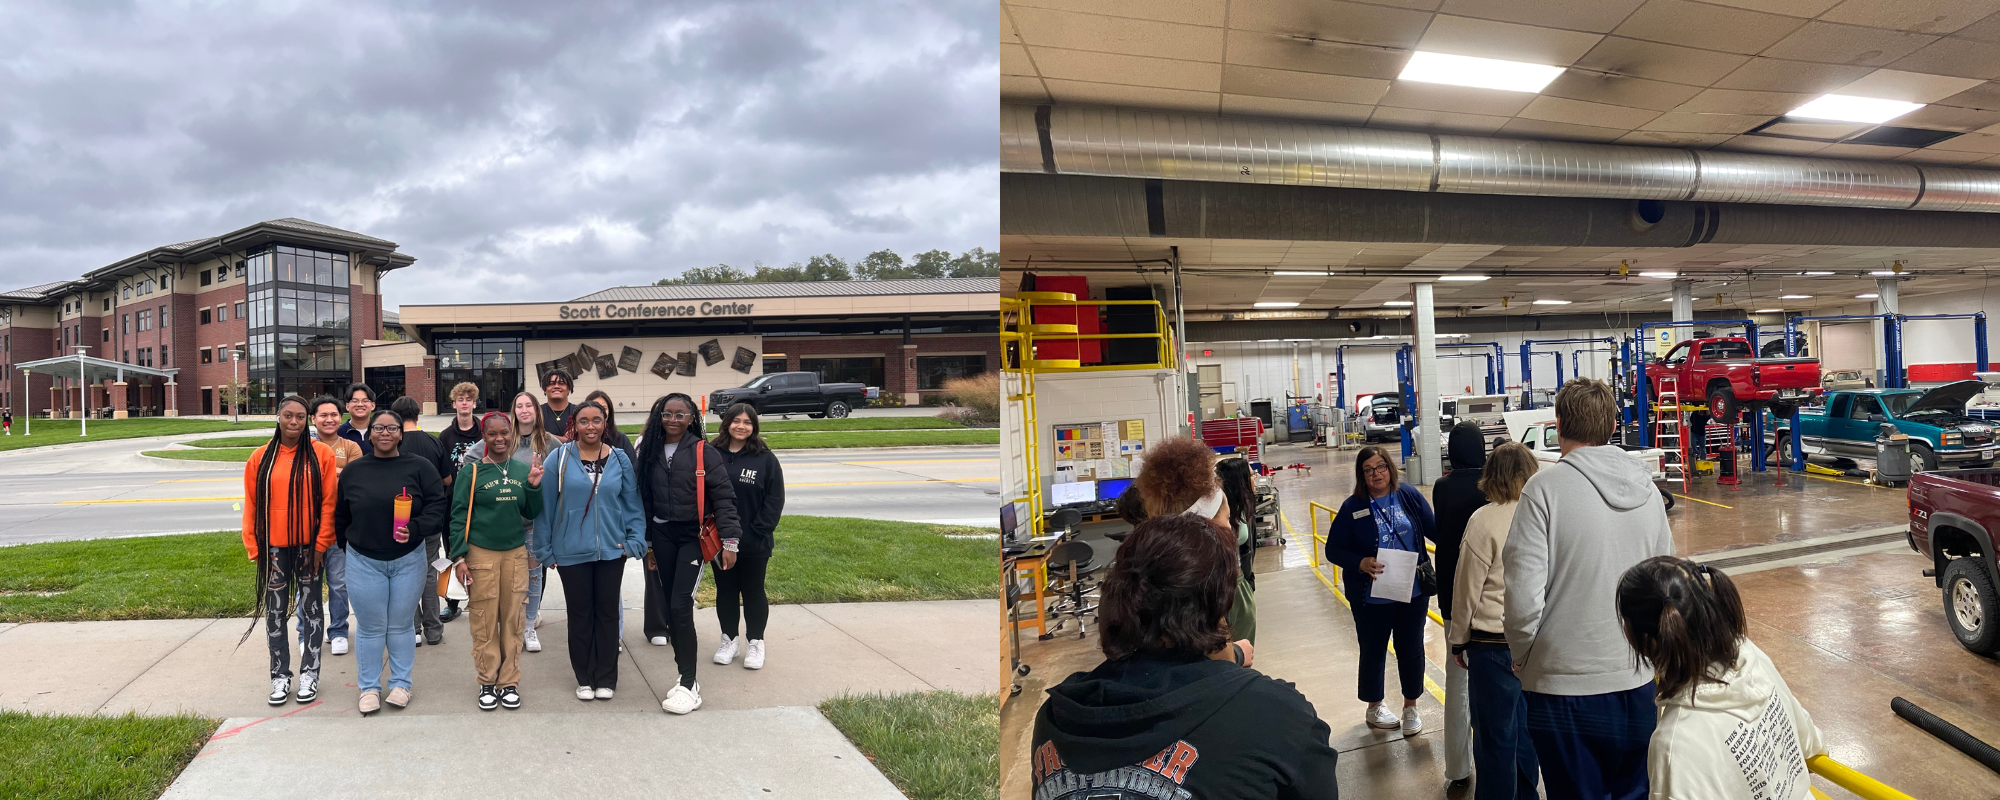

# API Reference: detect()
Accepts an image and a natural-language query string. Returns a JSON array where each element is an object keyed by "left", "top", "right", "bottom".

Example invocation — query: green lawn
[
  {"left": 0, "top": 516, "right": 993, "bottom": 622},
  {"left": 142, "top": 447, "right": 256, "bottom": 462},
  {"left": 619, "top": 416, "right": 963, "bottom": 434},
  {"left": 0, "top": 418, "right": 249, "bottom": 452},
  {"left": 0, "top": 711, "right": 217, "bottom": 800},
  {"left": 760, "top": 429, "right": 998, "bottom": 449},
  {"left": 179, "top": 435, "right": 271, "bottom": 448},
  {"left": 820, "top": 691, "right": 999, "bottom": 800}
]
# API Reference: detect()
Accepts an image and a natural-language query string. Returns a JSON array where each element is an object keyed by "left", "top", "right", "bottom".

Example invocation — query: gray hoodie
[{"left": 1501, "top": 444, "right": 1673, "bottom": 696}]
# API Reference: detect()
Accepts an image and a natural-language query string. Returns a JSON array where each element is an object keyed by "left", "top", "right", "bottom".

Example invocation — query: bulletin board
[{"left": 1050, "top": 419, "right": 1147, "bottom": 483}]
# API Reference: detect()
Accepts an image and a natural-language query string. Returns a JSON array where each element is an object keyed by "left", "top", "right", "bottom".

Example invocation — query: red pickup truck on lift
[
  {"left": 1645, "top": 336, "right": 1822, "bottom": 424},
  {"left": 1908, "top": 469, "right": 2000, "bottom": 654}
]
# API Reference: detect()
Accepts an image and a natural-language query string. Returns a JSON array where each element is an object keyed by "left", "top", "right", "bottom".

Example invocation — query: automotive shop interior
[{"left": 1000, "top": 2, "right": 2000, "bottom": 797}]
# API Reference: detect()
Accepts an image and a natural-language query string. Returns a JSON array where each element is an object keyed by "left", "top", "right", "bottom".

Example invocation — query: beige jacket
[{"left": 1448, "top": 500, "right": 1518, "bottom": 646}]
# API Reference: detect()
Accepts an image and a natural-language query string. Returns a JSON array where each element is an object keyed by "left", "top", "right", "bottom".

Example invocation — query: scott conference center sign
[{"left": 557, "top": 301, "right": 756, "bottom": 321}]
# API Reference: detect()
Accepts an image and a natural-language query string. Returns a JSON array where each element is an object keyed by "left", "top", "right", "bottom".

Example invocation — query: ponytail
[{"left": 1616, "top": 556, "right": 1746, "bottom": 699}]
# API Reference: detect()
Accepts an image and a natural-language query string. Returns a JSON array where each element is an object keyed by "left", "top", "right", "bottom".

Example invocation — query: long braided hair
[
  {"left": 637, "top": 393, "right": 701, "bottom": 514},
  {"left": 241, "top": 395, "right": 324, "bottom": 644}
]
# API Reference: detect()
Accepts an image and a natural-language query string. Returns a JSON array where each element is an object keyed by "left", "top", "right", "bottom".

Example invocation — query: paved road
[{"left": 0, "top": 434, "right": 998, "bottom": 545}]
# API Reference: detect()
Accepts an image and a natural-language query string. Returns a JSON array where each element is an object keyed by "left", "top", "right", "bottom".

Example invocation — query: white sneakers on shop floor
[
  {"left": 295, "top": 673, "right": 318, "bottom": 703},
  {"left": 524, "top": 627, "right": 542, "bottom": 653},
  {"left": 330, "top": 636, "right": 349, "bottom": 656},
  {"left": 269, "top": 677, "right": 290, "bottom": 706},
  {"left": 661, "top": 682, "right": 702, "bottom": 715},
  {"left": 1401, "top": 707, "right": 1423, "bottom": 736},
  {"left": 576, "top": 685, "right": 595, "bottom": 701},
  {"left": 594, "top": 687, "right": 615, "bottom": 700},
  {"left": 744, "top": 639, "right": 765, "bottom": 670},
  {"left": 1365, "top": 703, "right": 1400, "bottom": 729},
  {"left": 713, "top": 635, "right": 739, "bottom": 664}
]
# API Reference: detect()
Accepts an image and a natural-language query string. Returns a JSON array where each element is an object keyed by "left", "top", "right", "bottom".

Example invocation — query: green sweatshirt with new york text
[{"left": 447, "top": 457, "right": 545, "bottom": 558}]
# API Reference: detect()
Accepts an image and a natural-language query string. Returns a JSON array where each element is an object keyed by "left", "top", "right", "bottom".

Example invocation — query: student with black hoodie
[
  {"left": 709, "top": 402, "right": 785, "bottom": 670},
  {"left": 1430, "top": 421, "right": 1489, "bottom": 785},
  {"left": 1033, "top": 513, "right": 1340, "bottom": 800}
]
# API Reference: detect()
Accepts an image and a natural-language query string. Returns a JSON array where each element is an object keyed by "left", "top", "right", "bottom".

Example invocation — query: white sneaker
[
  {"left": 524, "top": 627, "right": 542, "bottom": 653},
  {"left": 713, "top": 635, "right": 738, "bottom": 665},
  {"left": 576, "top": 685, "right": 595, "bottom": 701},
  {"left": 660, "top": 682, "right": 702, "bottom": 714},
  {"left": 1365, "top": 703, "right": 1399, "bottom": 729},
  {"left": 594, "top": 687, "right": 614, "bottom": 700},
  {"left": 1401, "top": 706, "right": 1423, "bottom": 736},
  {"left": 743, "top": 639, "right": 765, "bottom": 670},
  {"left": 650, "top": 636, "right": 668, "bottom": 647},
  {"left": 268, "top": 677, "right": 290, "bottom": 706},
  {"left": 330, "top": 636, "right": 348, "bottom": 656},
  {"left": 295, "top": 673, "right": 318, "bottom": 703},
  {"left": 414, "top": 633, "right": 423, "bottom": 647}
]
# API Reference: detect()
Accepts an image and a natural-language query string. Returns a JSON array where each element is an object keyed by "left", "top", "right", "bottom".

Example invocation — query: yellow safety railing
[
  {"left": 1806, "top": 756, "right": 1916, "bottom": 800},
  {"left": 1298, "top": 501, "right": 1447, "bottom": 704}
]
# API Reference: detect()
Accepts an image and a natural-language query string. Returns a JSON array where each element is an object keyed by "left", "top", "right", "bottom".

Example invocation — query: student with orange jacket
[{"left": 241, "top": 395, "right": 341, "bottom": 706}]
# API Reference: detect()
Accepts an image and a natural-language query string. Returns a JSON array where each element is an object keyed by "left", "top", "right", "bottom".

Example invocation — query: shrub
[{"left": 938, "top": 372, "right": 999, "bottom": 426}]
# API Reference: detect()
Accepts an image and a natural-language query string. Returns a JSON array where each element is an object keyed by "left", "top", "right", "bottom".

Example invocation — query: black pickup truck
[{"left": 709, "top": 372, "right": 875, "bottom": 419}]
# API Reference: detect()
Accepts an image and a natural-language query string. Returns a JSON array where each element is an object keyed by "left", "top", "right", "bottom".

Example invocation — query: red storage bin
[{"left": 1030, "top": 275, "right": 1102, "bottom": 365}]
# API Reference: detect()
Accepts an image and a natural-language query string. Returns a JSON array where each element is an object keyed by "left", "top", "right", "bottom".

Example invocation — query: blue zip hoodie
[{"left": 530, "top": 441, "right": 647, "bottom": 567}]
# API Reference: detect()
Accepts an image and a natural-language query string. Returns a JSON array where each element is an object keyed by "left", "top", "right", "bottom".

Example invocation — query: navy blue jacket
[{"left": 1323, "top": 482, "right": 1437, "bottom": 607}]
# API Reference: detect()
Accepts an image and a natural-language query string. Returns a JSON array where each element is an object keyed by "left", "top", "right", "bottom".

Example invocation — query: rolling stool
[{"left": 1040, "top": 507, "right": 1100, "bottom": 641}]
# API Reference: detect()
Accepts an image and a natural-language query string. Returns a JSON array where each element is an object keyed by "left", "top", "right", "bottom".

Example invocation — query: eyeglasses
[
  {"left": 659, "top": 411, "right": 692, "bottom": 421},
  {"left": 1363, "top": 464, "right": 1392, "bottom": 476},
  {"left": 368, "top": 424, "right": 400, "bottom": 433}
]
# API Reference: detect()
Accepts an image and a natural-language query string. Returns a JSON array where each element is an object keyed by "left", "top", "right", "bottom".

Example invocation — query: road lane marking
[
  {"left": 791, "top": 479, "right": 998, "bottom": 487},
  {"left": 836, "top": 459, "right": 997, "bottom": 465},
  {"left": 57, "top": 496, "right": 243, "bottom": 505}
]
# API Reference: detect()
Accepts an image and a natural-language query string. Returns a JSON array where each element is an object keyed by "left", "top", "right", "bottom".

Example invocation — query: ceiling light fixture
[
  {"left": 1755, "top": 308, "right": 1784, "bottom": 313},
  {"left": 1532, "top": 299, "right": 1571, "bottom": 305},
  {"left": 1779, "top": 294, "right": 1812, "bottom": 299},
  {"left": 1272, "top": 271, "right": 1333, "bottom": 276},
  {"left": 1438, "top": 275, "right": 1489, "bottom": 282},
  {"left": 1253, "top": 301, "right": 1301, "bottom": 308},
  {"left": 1383, "top": 300, "right": 1415, "bottom": 307},
  {"left": 1398, "top": 51, "right": 1564, "bottom": 93},
  {"left": 1869, "top": 270, "right": 1900, "bottom": 276},
  {"left": 1638, "top": 271, "right": 1678, "bottom": 279},
  {"left": 1800, "top": 271, "right": 1834, "bottom": 276},
  {"left": 1787, "top": 94, "right": 1925, "bottom": 124},
  {"left": 1856, "top": 293, "right": 1879, "bottom": 299}
]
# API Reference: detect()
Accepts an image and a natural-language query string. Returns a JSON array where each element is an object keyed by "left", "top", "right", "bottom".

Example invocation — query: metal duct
[{"left": 1001, "top": 104, "right": 2000, "bottom": 213}]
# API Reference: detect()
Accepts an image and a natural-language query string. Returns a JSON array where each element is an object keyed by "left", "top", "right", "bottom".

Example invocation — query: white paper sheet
[{"left": 1369, "top": 549, "right": 1419, "bottom": 601}]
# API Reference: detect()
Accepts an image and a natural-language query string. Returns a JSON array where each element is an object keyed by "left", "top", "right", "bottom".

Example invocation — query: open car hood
[{"left": 1907, "top": 380, "right": 1986, "bottom": 417}]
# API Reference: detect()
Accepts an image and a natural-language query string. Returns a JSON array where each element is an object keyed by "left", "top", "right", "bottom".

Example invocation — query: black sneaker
[
  {"left": 499, "top": 686, "right": 521, "bottom": 709},
  {"left": 478, "top": 685, "right": 499, "bottom": 711},
  {"left": 425, "top": 629, "right": 444, "bottom": 646}
]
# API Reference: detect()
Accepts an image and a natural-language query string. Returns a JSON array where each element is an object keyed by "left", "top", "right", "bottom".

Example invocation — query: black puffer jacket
[
  {"left": 637, "top": 428, "right": 742, "bottom": 545},
  {"left": 1430, "top": 421, "right": 1489, "bottom": 619},
  {"left": 718, "top": 445, "right": 785, "bottom": 555}
]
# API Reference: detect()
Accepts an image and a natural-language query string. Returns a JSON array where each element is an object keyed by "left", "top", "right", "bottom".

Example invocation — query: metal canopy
[{"left": 15, "top": 354, "right": 178, "bottom": 383}]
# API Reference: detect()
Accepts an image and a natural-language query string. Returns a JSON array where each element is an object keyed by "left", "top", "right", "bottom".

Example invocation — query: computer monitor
[
  {"left": 1095, "top": 477, "right": 1135, "bottom": 502},
  {"left": 1049, "top": 480, "right": 1096, "bottom": 507},
  {"left": 999, "top": 502, "right": 1019, "bottom": 540}
]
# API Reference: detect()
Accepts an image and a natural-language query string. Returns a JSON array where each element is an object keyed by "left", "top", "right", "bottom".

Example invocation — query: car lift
[
  {"left": 1520, "top": 338, "right": 1617, "bottom": 409},
  {"left": 1333, "top": 339, "right": 1506, "bottom": 416},
  {"left": 1888, "top": 313, "right": 1988, "bottom": 388},
  {"left": 1631, "top": 320, "right": 1768, "bottom": 475},
  {"left": 1517, "top": 350, "right": 1565, "bottom": 407},
  {"left": 1572, "top": 346, "right": 1620, "bottom": 382}
]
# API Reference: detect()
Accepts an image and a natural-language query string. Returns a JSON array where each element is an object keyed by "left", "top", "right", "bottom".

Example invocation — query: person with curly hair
[{"left": 1133, "top": 436, "right": 1232, "bottom": 537}]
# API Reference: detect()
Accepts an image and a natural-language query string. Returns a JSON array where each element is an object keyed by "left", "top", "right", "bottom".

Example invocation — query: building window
[
  {"left": 136, "top": 310, "right": 150, "bottom": 332},
  {"left": 122, "top": 350, "right": 129, "bottom": 363},
  {"left": 161, "top": 346, "right": 168, "bottom": 365},
  {"left": 159, "top": 304, "right": 168, "bottom": 327},
  {"left": 762, "top": 357, "right": 788, "bottom": 374},
  {"left": 234, "top": 261, "right": 246, "bottom": 278},
  {"left": 122, "top": 314, "right": 130, "bottom": 335},
  {"left": 915, "top": 355, "right": 987, "bottom": 390},
  {"left": 101, "top": 329, "right": 109, "bottom": 343},
  {"left": 122, "top": 286, "right": 131, "bottom": 299},
  {"left": 200, "top": 270, "right": 211, "bottom": 286},
  {"left": 102, "top": 298, "right": 111, "bottom": 311},
  {"left": 199, "top": 308, "right": 210, "bottom": 325},
  {"left": 201, "top": 348, "right": 212, "bottom": 364},
  {"left": 799, "top": 357, "right": 885, "bottom": 389},
  {"left": 234, "top": 301, "right": 245, "bottom": 320},
  {"left": 161, "top": 275, "right": 170, "bottom": 290},
  {"left": 137, "top": 347, "right": 151, "bottom": 367}
]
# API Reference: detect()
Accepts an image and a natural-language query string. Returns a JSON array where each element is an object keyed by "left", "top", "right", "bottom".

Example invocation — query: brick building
[
  {"left": 0, "top": 218, "right": 414, "bottom": 417},
  {"left": 392, "top": 279, "right": 998, "bottom": 416}
]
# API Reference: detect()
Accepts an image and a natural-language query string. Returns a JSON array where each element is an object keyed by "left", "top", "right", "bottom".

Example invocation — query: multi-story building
[{"left": 0, "top": 218, "right": 414, "bottom": 417}]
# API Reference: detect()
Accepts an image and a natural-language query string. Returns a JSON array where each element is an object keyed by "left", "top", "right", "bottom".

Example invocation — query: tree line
[{"left": 656, "top": 247, "right": 997, "bottom": 285}]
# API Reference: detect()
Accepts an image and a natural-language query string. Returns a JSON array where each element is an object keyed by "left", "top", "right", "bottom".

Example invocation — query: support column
[
  {"left": 1411, "top": 282, "right": 1443, "bottom": 484},
  {"left": 900, "top": 343, "right": 919, "bottom": 403},
  {"left": 1670, "top": 280, "right": 1695, "bottom": 349},
  {"left": 1875, "top": 277, "right": 1900, "bottom": 388},
  {"left": 111, "top": 381, "right": 129, "bottom": 419},
  {"left": 165, "top": 380, "right": 178, "bottom": 417}
]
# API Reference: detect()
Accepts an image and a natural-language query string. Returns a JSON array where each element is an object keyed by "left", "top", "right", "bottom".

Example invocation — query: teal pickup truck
[{"left": 1770, "top": 381, "right": 1997, "bottom": 471}]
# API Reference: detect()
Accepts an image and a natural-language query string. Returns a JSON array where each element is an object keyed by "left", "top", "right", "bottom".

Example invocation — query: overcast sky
[{"left": 0, "top": 0, "right": 996, "bottom": 309}]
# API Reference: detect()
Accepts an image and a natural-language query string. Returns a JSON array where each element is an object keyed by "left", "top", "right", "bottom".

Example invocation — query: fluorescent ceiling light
[
  {"left": 1787, "top": 94, "right": 1924, "bottom": 124},
  {"left": 1398, "top": 51, "right": 1564, "bottom": 94},
  {"left": 1801, "top": 271, "right": 1834, "bottom": 276},
  {"left": 1779, "top": 294, "right": 1812, "bottom": 299},
  {"left": 1638, "top": 271, "right": 1678, "bottom": 279},
  {"left": 1383, "top": 300, "right": 1415, "bottom": 307},
  {"left": 1869, "top": 270, "right": 1900, "bottom": 276},
  {"left": 1856, "top": 293, "right": 1879, "bottom": 299},
  {"left": 1438, "top": 275, "right": 1489, "bottom": 282},
  {"left": 1253, "top": 301, "right": 1300, "bottom": 308},
  {"left": 1532, "top": 299, "right": 1572, "bottom": 305},
  {"left": 1756, "top": 308, "right": 1784, "bottom": 313},
  {"left": 1273, "top": 271, "right": 1333, "bottom": 276}
]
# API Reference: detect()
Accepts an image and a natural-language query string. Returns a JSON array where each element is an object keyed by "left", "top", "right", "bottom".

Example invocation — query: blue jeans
[
  {"left": 1467, "top": 644, "right": 1539, "bottom": 800},
  {"left": 1525, "top": 682, "right": 1657, "bottom": 800},
  {"left": 348, "top": 546, "right": 426, "bottom": 694},
  {"left": 305, "top": 544, "right": 349, "bottom": 640}
]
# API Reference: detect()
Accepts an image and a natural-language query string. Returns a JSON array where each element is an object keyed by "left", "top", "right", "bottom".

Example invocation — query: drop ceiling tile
[
  {"left": 1007, "top": 0, "right": 1229, "bottom": 27},
  {"left": 1223, "top": 29, "right": 1407, "bottom": 80},
  {"left": 1716, "top": 135, "right": 1832, "bottom": 153},
  {"left": 1816, "top": 142, "right": 1918, "bottom": 158},
  {"left": 1414, "top": 14, "right": 1606, "bottom": 66},
  {"left": 1220, "top": 65, "right": 1392, "bottom": 104},
  {"left": 1612, "top": 0, "right": 1808, "bottom": 55},
  {"left": 1007, "top": 7, "right": 1226, "bottom": 61},
  {"left": 1042, "top": 79, "right": 1220, "bottom": 112},
  {"left": 1572, "top": 37, "right": 1751, "bottom": 86},
  {"left": 1882, "top": 104, "right": 2000, "bottom": 132},
  {"left": 1713, "top": 58, "right": 1874, "bottom": 93},
  {"left": 1820, "top": 0, "right": 2000, "bottom": 35},
  {"left": 1927, "top": 132, "right": 2000, "bottom": 152},
  {"left": 1939, "top": 81, "right": 2000, "bottom": 108},
  {"left": 1616, "top": 130, "right": 1736, "bottom": 147},
  {"left": 1435, "top": 0, "right": 1647, "bottom": 33},
  {"left": 1517, "top": 95, "right": 1662, "bottom": 129},
  {"left": 1001, "top": 76, "right": 1052, "bottom": 102},
  {"left": 1367, "top": 106, "right": 1513, "bottom": 134},
  {"left": 1221, "top": 94, "right": 1377, "bottom": 123},
  {"left": 1697, "top": 0, "right": 1843, "bottom": 15},
  {"left": 1497, "top": 117, "right": 1630, "bottom": 143},
  {"left": 1032, "top": 48, "right": 1223, "bottom": 92},
  {"left": 1675, "top": 88, "right": 1814, "bottom": 116},
  {"left": 1951, "top": 13, "right": 2000, "bottom": 44},
  {"left": 1377, "top": 81, "right": 1538, "bottom": 116},
  {"left": 1542, "top": 70, "right": 1705, "bottom": 111},
  {"left": 1227, "top": 0, "right": 1433, "bottom": 49},
  {"left": 1002, "top": 44, "right": 1038, "bottom": 76},
  {"left": 1639, "top": 112, "right": 1774, "bottom": 134},
  {"left": 1761, "top": 22, "right": 1938, "bottom": 67},
  {"left": 1884, "top": 38, "right": 2000, "bottom": 81}
]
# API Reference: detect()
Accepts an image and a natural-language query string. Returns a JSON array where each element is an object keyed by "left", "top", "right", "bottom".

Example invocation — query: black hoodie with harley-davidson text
[{"left": 1031, "top": 652, "right": 1340, "bottom": 800}]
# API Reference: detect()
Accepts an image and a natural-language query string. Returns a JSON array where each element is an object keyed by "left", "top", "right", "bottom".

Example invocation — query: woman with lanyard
[
  {"left": 447, "top": 412, "right": 545, "bottom": 711},
  {"left": 530, "top": 399, "right": 646, "bottom": 702},
  {"left": 709, "top": 402, "right": 785, "bottom": 670},
  {"left": 462, "top": 390, "right": 562, "bottom": 653},
  {"left": 636, "top": 392, "right": 741, "bottom": 714},
  {"left": 335, "top": 408, "right": 449, "bottom": 714},
  {"left": 1324, "top": 445, "right": 1438, "bottom": 738},
  {"left": 240, "top": 395, "right": 340, "bottom": 706}
]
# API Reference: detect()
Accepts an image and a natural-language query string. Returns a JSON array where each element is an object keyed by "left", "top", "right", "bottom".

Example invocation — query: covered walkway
[{"left": 14, "top": 353, "right": 180, "bottom": 425}]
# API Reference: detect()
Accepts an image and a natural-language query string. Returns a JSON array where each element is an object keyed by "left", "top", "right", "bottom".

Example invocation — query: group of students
[
  {"left": 1032, "top": 378, "right": 1830, "bottom": 800},
  {"left": 242, "top": 367, "right": 786, "bottom": 716}
]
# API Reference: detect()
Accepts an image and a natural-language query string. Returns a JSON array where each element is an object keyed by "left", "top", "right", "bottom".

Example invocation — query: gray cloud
[{"left": 0, "top": 0, "right": 997, "bottom": 306}]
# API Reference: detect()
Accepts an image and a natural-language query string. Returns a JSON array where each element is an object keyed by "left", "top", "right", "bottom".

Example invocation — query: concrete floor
[{"left": 1002, "top": 440, "right": 2000, "bottom": 800}]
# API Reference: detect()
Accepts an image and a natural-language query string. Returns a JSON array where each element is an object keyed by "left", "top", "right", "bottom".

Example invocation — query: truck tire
[
  {"left": 1707, "top": 386, "right": 1741, "bottom": 425},
  {"left": 1769, "top": 432, "right": 1790, "bottom": 466},
  {"left": 1659, "top": 487, "right": 1675, "bottom": 511},
  {"left": 1911, "top": 442, "right": 1940, "bottom": 472},
  {"left": 1943, "top": 558, "right": 2000, "bottom": 654},
  {"left": 824, "top": 400, "right": 852, "bottom": 419},
  {"left": 1769, "top": 401, "right": 1797, "bottom": 420}
]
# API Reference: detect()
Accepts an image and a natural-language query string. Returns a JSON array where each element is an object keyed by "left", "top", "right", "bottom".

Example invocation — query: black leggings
[
  {"left": 556, "top": 557, "right": 625, "bottom": 689},
  {"left": 1352, "top": 599, "right": 1428, "bottom": 704},
  {"left": 714, "top": 551, "right": 770, "bottom": 640},
  {"left": 649, "top": 521, "right": 704, "bottom": 688}
]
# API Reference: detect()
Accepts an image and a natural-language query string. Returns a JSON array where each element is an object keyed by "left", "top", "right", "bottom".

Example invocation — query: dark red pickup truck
[
  {"left": 1645, "top": 336, "right": 1822, "bottom": 424},
  {"left": 1908, "top": 469, "right": 2000, "bottom": 654}
]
